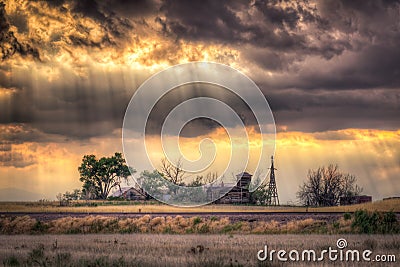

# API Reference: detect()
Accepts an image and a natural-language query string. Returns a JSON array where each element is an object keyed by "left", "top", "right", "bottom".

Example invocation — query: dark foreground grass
[{"left": 0, "top": 234, "right": 399, "bottom": 266}]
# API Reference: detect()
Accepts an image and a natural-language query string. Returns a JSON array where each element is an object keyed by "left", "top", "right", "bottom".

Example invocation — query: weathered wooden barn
[
  {"left": 207, "top": 172, "right": 252, "bottom": 204},
  {"left": 111, "top": 187, "right": 148, "bottom": 200}
]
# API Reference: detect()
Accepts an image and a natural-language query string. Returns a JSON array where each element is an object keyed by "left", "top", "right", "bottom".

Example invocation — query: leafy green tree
[
  {"left": 251, "top": 182, "right": 270, "bottom": 205},
  {"left": 78, "top": 152, "right": 134, "bottom": 199},
  {"left": 138, "top": 170, "right": 168, "bottom": 200},
  {"left": 56, "top": 189, "right": 82, "bottom": 206},
  {"left": 249, "top": 171, "right": 270, "bottom": 205},
  {"left": 64, "top": 189, "right": 82, "bottom": 200}
]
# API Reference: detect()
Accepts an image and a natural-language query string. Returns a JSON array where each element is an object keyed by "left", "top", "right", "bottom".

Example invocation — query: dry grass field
[
  {"left": 0, "top": 234, "right": 398, "bottom": 266},
  {"left": 0, "top": 200, "right": 399, "bottom": 266},
  {"left": 0, "top": 198, "right": 399, "bottom": 213},
  {"left": 0, "top": 209, "right": 398, "bottom": 235},
  {"left": 0, "top": 215, "right": 346, "bottom": 235}
]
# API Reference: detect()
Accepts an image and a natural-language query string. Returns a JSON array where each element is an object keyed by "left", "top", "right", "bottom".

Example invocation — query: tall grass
[{"left": 0, "top": 211, "right": 398, "bottom": 234}]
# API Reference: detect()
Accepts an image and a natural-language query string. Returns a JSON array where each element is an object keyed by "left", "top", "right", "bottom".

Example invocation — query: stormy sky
[{"left": 0, "top": 0, "right": 399, "bottom": 202}]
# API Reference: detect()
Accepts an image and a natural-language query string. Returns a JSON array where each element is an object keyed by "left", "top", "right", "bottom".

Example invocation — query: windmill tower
[{"left": 266, "top": 156, "right": 279, "bottom": 205}]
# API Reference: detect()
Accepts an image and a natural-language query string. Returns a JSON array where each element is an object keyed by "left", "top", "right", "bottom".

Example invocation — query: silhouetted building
[{"left": 339, "top": 195, "right": 372, "bottom": 206}]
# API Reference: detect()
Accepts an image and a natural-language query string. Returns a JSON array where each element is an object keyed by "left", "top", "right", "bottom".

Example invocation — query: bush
[
  {"left": 198, "top": 224, "right": 210, "bottom": 234},
  {"left": 382, "top": 211, "right": 398, "bottom": 233},
  {"left": 352, "top": 210, "right": 399, "bottom": 234},
  {"left": 27, "top": 244, "right": 49, "bottom": 266},
  {"left": 32, "top": 220, "right": 48, "bottom": 233},
  {"left": 210, "top": 216, "right": 218, "bottom": 221},
  {"left": 192, "top": 217, "right": 202, "bottom": 226},
  {"left": 343, "top": 213, "right": 352, "bottom": 220},
  {"left": 222, "top": 222, "right": 242, "bottom": 233},
  {"left": 352, "top": 210, "right": 378, "bottom": 233}
]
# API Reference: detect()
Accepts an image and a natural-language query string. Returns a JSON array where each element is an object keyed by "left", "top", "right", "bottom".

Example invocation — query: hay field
[
  {"left": 0, "top": 198, "right": 399, "bottom": 213},
  {"left": 1, "top": 234, "right": 398, "bottom": 266}
]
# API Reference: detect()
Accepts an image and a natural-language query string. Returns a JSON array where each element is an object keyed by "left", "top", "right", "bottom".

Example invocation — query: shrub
[
  {"left": 32, "top": 220, "right": 49, "bottom": 233},
  {"left": 382, "top": 211, "right": 398, "bottom": 233},
  {"left": 352, "top": 210, "right": 399, "bottom": 234},
  {"left": 222, "top": 222, "right": 242, "bottom": 233},
  {"left": 163, "top": 226, "right": 175, "bottom": 234},
  {"left": 198, "top": 223, "right": 210, "bottom": 234},
  {"left": 192, "top": 217, "right": 202, "bottom": 226},
  {"left": 210, "top": 216, "right": 218, "bottom": 221},
  {"left": 27, "top": 244, "right": 48, "bottom": 266},
  {"left": 352, "top": 210, "right": 378, "bottom": 233},
  {"left": 332, "top": 221, "right": 340, "bottom": 229},
  {"left": 343, "top": 213, "right": 352, "bottom": 220}
]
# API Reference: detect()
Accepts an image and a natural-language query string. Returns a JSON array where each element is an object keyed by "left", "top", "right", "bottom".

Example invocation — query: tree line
[{"left": 57, "top": 152, "right": 362, "bottom": 206}]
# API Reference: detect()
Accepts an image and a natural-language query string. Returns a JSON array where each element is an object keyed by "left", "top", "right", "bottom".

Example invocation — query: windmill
[{"left": 266, "top": 156, "right": 279, "bottom": 205}]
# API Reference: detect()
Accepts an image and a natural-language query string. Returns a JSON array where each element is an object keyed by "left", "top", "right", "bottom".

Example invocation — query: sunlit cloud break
[{"left": 0, "top": 0, "right": 399, "bottom": 202}]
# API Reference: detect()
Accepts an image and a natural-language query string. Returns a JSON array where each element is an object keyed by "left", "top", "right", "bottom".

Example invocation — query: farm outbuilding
[
  {"left": 111, "top": 187, "right": 148, "bottom": 200},
  {"left": 207, "top": 172, "right": 252, "bottom": 204},
  {"left": 339, "top": 195, "right": 372, "bottom": 206}
]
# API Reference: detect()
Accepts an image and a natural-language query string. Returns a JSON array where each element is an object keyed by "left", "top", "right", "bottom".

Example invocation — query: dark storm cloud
[
  {"left": 0, "top": 124, "right": 60, "bottom": 144},
  {"left": 266, "top": 89, "right": 400, "bottom": 131},
  {"left": 160, "top": 0, "right": 244, "bottom": 43},
  {"left": 0, "top": 143, "right": 11, "bottom": 152},
  {"left": 104, "top": 0, "right": 160, "bottom": 18},
  {"left": 0, "top": 150, "right": 36, "bottom": 168},
  {"left": 0, "top": 80, "right": 132, "bottom": 139},
  {"left": 72, "top": 0, "right": 106, "bottom": 21},
  {"left": 160, "top": 0, "right": 349, "bottom": 57},
  {"left": 0, "top": 2, "right": 40, "bottom": 60},
  {"left": 0, "top": 125, "right": 44, "bottom": 168},
  {"left": 71, "top": 0, "right": 158, "bottom": 19},
  {"left": 161, "top": 0, "right": 400, "bottom": 89},
  {"left": 253, "top": 0, "right": 301, "bottom": 29},
  {"left": 145, "top": 83, "right": 258, "bottom": 137},
  {"left": 1, "top": 0, "right": 400, "bottom": 141},
  {"left": 68, "top": 1, "right": 135, "bottom": 48},
  {"left": 300, "top": 45, "right": 400, "bottom": 90}
]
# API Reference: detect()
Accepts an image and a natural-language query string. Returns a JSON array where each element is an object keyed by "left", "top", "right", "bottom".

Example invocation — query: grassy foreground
[
  {"left": 0, "top": 198, "right": 399, "bottom": 213},
  {"left": 1, "top": 234, "right": 399, "bottom": 266}
]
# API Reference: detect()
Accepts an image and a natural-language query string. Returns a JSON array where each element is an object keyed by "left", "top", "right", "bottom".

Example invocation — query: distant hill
[{"left": 0, "top": 187, "right": 44, "bottom": 201}]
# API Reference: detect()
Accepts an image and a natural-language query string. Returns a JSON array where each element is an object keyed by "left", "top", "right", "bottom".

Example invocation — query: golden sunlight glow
[
  {"left": 0, "top": 125, "right": 399, "bottom": 200},
  {"left": 5, "top": 0, "right": 240, "bottom": 74}
]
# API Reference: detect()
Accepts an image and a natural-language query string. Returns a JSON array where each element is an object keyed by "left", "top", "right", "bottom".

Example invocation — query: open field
[
  {"left": 1, "top": 234, "right": 399, "bottom": 266},
  {"left": 0, "top": 198, "right": 399, "bottom": 213}
]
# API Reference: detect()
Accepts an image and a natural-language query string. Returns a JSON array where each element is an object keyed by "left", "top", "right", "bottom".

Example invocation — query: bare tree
[
  {"left": 56, "top": 193, "right": 64, "bottom": 206},
  {"left": 158, "top": 157, "right": 186, "bottom": 186},
  {"left": 205, "top": 172, "right": 219, "bottom": 184},
  {"left": 188, "top": 172, "right": 219, "bottom": 187},
  {"left": 297, "top": 164, "right": 362, "bottom": 206}
]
